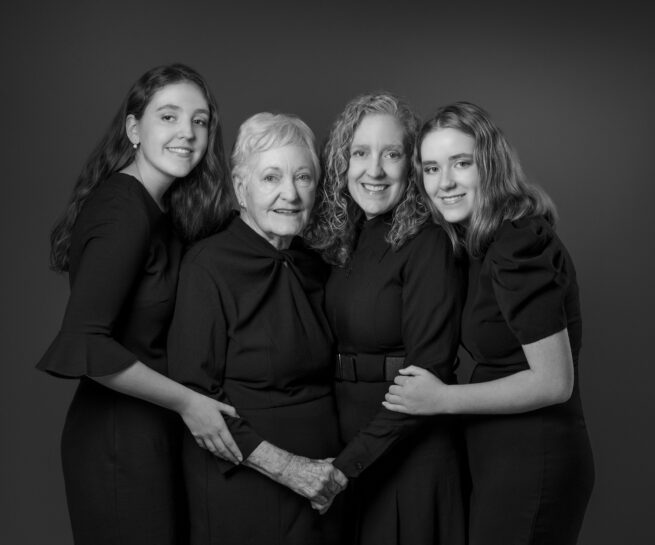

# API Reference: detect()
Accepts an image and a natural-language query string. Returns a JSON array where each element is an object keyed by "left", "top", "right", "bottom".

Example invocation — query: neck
[
  {"left": 121, "top": 160, "right": 174, "bottom": 212},
  {"left": 240, "top": 212, "right": 293, "bottom": 250}
]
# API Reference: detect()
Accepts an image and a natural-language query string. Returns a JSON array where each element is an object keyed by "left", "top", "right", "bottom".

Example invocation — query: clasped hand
[
  {"left": 180, "top": 392, "right": 243, "bottom": 464},
  {"left": 382, "top": 365, "right": 448, "bottom": 415},
  {"left": 281, "top": 456, "right": 348, "bottom": 515}
]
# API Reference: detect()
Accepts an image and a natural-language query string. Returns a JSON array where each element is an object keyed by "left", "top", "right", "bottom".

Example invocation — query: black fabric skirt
[
  {"left": 61, "top": 378, "right": 187, "bottom": 545},
  {"left": 336, "top": 381, "right": 467, "bottom": 545},
  {"left": 183, "top": 394, "right": 344, "bottom": 545},
  {"left": 465, "top": 371, "right": 595, "bottom": 545}
]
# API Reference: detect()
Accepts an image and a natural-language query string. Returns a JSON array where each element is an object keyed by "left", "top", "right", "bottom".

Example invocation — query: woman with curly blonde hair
[{"left": 307, "top": 92, "right": 466, "bottom": 545}]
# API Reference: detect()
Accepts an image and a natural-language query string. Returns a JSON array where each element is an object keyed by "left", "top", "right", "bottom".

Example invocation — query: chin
[{"left": 437, "top": 208, "right": 467, "bottom": 225}]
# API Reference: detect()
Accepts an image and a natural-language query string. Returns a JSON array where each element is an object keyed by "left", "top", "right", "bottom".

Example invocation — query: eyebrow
[
  {"left": 422, "top": 153, "right": 473, "bottom": 163},
  {"left": 155, "top": 104, "right": 209, "bottom": 115}
]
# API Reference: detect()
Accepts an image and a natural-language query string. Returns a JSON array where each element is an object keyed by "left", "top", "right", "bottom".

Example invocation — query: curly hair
[
  {"left": 50, "top": 63, "right": 233, "bottom": 272},
  {"left": 306, "top": 92, "right": 429, "bottom": 267},
  {"left": 415, "top": 101, "right": 557, "bottom": 257}
]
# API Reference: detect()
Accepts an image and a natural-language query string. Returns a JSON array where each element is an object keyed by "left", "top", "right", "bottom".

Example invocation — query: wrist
[
  {"left": 175, "top": 388, "right": 198, "bottom": 417},
  {"left": 441, "top": 384, "right": 457, "bottom": 414}
]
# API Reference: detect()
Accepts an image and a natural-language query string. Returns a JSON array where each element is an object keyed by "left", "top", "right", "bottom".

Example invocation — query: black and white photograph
[{"left": 2, "top": 1, "right": 653, "bottom": 544}]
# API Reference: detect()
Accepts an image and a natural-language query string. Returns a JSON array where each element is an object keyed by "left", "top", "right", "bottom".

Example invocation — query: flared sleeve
[
  {"left": 36, "top": 186, "right": 151, "bottom": 378},
  {"left": 489, "top": 217, "right": 570, "bottom": 345},
  {"left": 167, "top": 257, "right": 265, "bottom": 471},
  {"left": 333, "top": 225, "right": 464, "bottom": 478}
]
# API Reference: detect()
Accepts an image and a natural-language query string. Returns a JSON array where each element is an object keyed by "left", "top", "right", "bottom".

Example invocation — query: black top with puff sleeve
[{"left": 462, "top": 216, "right": 582, "bottom": 381}]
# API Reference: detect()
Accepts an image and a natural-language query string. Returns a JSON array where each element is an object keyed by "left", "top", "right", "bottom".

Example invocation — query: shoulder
[
  {"left": 80, "top": 174, "right": 150, "bottom": 224},
  {"left": 489, "top": 216, "right": 557, "bottom": 264},
  {"left": 402, "top": 221, "right": 453, "bottom": 256},
  {"left": 74, "top": 173, "right": 152, "bottom": 242},
  {"left": 183, "top": 229, "right": 232, "bottom": 267}
]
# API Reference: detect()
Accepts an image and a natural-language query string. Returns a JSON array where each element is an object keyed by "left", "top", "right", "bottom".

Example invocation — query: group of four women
[{"left": 38, "top": 63, "right": 594, "bottom": 545}]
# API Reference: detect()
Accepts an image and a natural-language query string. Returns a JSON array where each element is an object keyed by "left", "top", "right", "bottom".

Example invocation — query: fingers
[
  {"left": 332, "top": 468, "right": 348, "bottom": 489},
  {"left": 192, "top": 430, "right": 243, "bottom": 465},
  {"left": 398, "top": 365, "right": 422, "bottom": 376},
  {"left": 393, "top": 375, "right": 409, "bottom": 386},
  {"left": 216, "top": 401, "right": 239, "bottom": 418},
  {"left": 311, "top": 497, "right": 334, "bottom": 515},
  {"left": 216, "top": 427, "right": 243, "bottom": 463},
  {"left": 382, "top": 400, "right": 410, "bottom": 413},
  {"left": 385, "top": 391, "right": 403, "bottom": 404}
]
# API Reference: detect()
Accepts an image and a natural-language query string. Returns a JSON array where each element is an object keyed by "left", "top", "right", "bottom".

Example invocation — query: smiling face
[
  {"left": 127, "top": 81, "right": 209, "bottom": 186},
  {"left": 347, "top": 114, "right": 408, "bottom": 219},
  {"left": 235, "top": 144, "right": 317, "bottom": 249},
  {"left": 420, "top": 127, "right": 480, "bottom": 225}
]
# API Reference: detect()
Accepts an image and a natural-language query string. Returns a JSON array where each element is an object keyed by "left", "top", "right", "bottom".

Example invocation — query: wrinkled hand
[
  {"left": 382, "top": 365, "right": 448, "bottom": 415},
  {"left": 180, "top": 392, "right": 243, "bottom": 464},
  {"left": 309, "top": 458, "right": 348, "bottom": 515},
  {"left": 280, "top": 456, "right": 348, "bottom": 510}
]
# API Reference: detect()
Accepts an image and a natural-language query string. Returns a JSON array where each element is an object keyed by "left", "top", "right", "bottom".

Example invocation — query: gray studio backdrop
[{"left": 2, "top": 1, "right": 653, "bottom": 543}]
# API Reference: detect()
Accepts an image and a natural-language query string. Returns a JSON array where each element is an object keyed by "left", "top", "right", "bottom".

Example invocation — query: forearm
[
  {"left": 445, "top": 368, "right": 571, "bottom": 414},
  {"left": 243, "top": 441, "right": 294, "bottom": 481},
  {"left": 244, "top": 441, "right": 346, "bottom": 503},
  {"left": 92, "top": 360, "right": 194, "bottom": 414}
]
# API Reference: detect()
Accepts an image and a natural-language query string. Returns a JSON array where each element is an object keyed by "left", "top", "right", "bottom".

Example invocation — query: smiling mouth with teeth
[
  {"left": 440, "top": 194, "right": 466, "bottom": 204},
  {"left": 361, "top": 183, "right": 388, "bottom": 192},
  {"left": 167, "top": 147, "right": 192, "bottom": 155}
]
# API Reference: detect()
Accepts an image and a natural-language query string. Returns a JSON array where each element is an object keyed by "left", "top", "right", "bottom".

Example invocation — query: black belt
[{"left": 335, "top": 353, "right": 405, "bottom": 383}]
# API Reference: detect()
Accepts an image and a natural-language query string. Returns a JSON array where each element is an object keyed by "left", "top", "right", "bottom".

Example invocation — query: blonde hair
[
  {"left": 306, "top": 92, "right": 429, "bottom": 266},
  {"left": 416, "top": 101, "right": 557, "bottom": 256}
]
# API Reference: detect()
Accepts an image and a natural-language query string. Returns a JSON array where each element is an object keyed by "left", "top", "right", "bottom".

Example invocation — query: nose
[
  {"left": 366, "top": 155, "right": 384, "bottom": 178},
  {"left": 439, "top": 167, "right": 456, "bottom": 191},
  {"left": 280, "top": 177, "right": 300, "bottom": 202},
  {"left": 178, "top": 118, "right": 195, "bottom": 140}
]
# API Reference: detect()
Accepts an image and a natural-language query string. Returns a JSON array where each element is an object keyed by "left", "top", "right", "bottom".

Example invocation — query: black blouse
[
  {"left": 167, "top": 215, "right": 335, "bottom": 469},
  {"left": 461, "top": 216, "right": 582, "bottom": 381},
  {"left": 37, "top": 173, "right": 182, "bottom": 378},
  {"left": 327, "top": 214, "right": 465, "bottom": 477}
]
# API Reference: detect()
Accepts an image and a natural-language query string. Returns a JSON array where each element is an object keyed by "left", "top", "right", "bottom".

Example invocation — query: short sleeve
[
  {"left": 333, "top": 225, "right": 464, "bottom": 478},
  {"left": 36, "top": 186, "right": 150, "bottom": 378},
  {"left": 167, "top": 256, "right": 264, "bottom": 473},
  {"left": 490, "top": 217, "right": 569, "bottom": 345}
]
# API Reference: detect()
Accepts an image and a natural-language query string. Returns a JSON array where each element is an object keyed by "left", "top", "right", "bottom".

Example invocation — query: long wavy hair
[
  {"left": 50, "top": 63, "right": 233, "bottom": 272},
  {"left": 415, "top": 101, "right": 557, "bottom": 257},
  {"left": 306, "top": 92, "right": 428, "bottom": 267}
]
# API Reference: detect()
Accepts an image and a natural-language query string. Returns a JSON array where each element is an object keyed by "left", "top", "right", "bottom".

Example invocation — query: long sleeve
[
  {"left": 333, "top": 226, "right": 463, "bottom": 478},
  {"left": 167, "top": 257, "right": 265, "bottom": 471},
  {"left": 37, "top": 185, "right": 151, "bottom": 378}
]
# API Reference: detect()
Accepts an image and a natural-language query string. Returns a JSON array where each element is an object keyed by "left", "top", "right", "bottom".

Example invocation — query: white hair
[{"left": 231, "top": 112, "right": 320, "bottom": 181}]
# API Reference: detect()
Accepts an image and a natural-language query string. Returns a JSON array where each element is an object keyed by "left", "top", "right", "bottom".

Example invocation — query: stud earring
[{"left": 133, "top": 142, "right": 139, "bottom": 150}]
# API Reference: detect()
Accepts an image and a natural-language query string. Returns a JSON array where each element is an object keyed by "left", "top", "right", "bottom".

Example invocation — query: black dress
[
  {"left": 167, "top": 215, "right": 343, "bottom": 545},
  {"left": 326, "top": 213, "right": 466, "bottom": 545},
  {"left": 36, "top": 173, "right": 184, "bottom": 545},
  {"left": 461, "top": 217, "right": 594, "bottom": 545}
]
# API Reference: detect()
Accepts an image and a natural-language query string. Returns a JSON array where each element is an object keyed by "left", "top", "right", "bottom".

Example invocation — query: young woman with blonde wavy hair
[{"left": 385, "top": 101, "right": 594, "bottom": 545}]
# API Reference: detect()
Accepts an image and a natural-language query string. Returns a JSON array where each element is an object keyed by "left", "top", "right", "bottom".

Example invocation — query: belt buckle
[{"left": 337, "top": 353, "right": 357, "bottom": 382}]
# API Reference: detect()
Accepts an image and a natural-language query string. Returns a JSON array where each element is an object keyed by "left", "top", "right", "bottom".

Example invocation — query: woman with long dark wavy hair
[
  {"left": 37, "top": 63, "right": 238, "bottom": 545},
  {"left": 384, "top": 101, "right": 594, "bottom": 544},
  {"left": 306, "top": 92, "right": 466, "bottom": 545}
]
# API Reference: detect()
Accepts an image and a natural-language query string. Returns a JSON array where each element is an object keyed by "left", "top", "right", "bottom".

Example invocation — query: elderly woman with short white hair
[{"left": 168, "top": 112, "right": 346, "bottom": 545}]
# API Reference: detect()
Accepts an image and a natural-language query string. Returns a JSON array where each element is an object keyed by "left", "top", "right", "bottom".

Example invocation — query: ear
[
  {"left": 232, "top": 172, "right": 247, "bottom": 208},
  {"left": 125, "top": 114, "right": 140, "bottom": 146}
]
